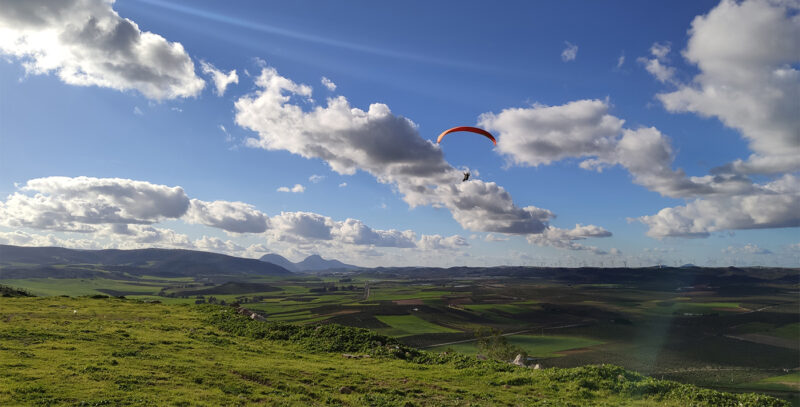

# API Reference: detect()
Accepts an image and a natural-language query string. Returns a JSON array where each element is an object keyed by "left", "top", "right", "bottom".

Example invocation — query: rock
[
  {"left": 512, "top": 354, "right": 525, "bottom": 367},
  {"left": 339, "top": 386, "right": 353, "bottom": 394},
  {"left": 342, "top": 354, "right": 355, "bottom": 359},
  {"left": 533, "top": 364, "right": 541, "bottom": 370},
  {"left": 476, "top": 354, "right": 487, "bottom": 360}
]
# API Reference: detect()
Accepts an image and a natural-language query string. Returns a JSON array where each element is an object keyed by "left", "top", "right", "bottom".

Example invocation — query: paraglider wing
[{"left": 436, "top": 126, "right": 497, "bottom": 146}]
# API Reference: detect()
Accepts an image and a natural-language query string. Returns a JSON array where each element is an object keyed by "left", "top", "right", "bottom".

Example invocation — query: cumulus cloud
[
  {"left": 484, "top": 233, "right": 509, "bottom": 242},
  {"left": 269, "top": 211, "right": 418, "bottom": 248},
  {"left": 234, "top": 66, "right": 593, "bottom": 240},
  {"left": 481, "top": 99, "right": 758, "bottom": 199},
  {"left": 0, "top": 176, "right": 189, "bottom": 232},
  {"left": 309, "top": 174, "right": 325, "bottom": 183},
  {"left": 270, "top": 211, "right": 334, "bottom": 241},
  {"left": 480, "top": 99, "right": 624, "bottom": 167},
  {"left": 561, "top": 41, "right": 578, "bottom": 62},
  {"left": 339, "top": 182, "right": 348, "bottom": 188},
  {"left": 336, "top": 218, "right": 416, "bottom": 248},
  {"left": 193, "top": 235, "right": 244, "bottom": 253},
  {"left": 417, "top": 234, "right": 469, "bottom": 251},
  {"left": 321, "top": 76, "right": 336, "bottom": 91},
  {"left": 0, "top": 230, "right": 100, "bottom": 249},
  {"left": 636, "top": 174, "right": 800, "bottom": 238},
  {"left": 0, "top": 0, "right": 204, "bottom": 100},
  {"left": 277, "top": 184, "right": 305, "bottom": 193},
  {"left": 200, "top": 61, "right": 238, "bottom": 96},
  {"left": 637, "top": 42, "right": 676, "bottom": 83},
  {"left": 527, "top": 224, "right": 613, "bottom": 254},
  {"left": 656, "top": 0, "right": 800, "bottom": 174},
  {"left": 184, "top": 199, "right": 269, "bottom": 234},
  {"left": 1, "top": 176, "right": 463, "bottom": 259},
  {"left": 723, "top": 244, "right": 772, "bottom": 255}
]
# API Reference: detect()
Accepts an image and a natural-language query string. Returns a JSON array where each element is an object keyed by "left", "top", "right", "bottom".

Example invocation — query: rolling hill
[{"left": 0, "top": 245, "right": 292, "bottom": 279}]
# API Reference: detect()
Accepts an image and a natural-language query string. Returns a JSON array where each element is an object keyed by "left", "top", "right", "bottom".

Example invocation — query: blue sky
[{"left": 0, "top": 0, "right": 797, "bottom": 267}]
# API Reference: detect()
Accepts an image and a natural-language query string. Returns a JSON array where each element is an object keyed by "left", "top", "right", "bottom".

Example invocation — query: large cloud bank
[
  {"left": 0, "top": 176, "right": 470, "bottom": 257},
  {"left": 233, "top": 67, "right": 611, "bottom": 250},
  {"left": 0, "top": 0, "right": 205, "bottom": 99}
]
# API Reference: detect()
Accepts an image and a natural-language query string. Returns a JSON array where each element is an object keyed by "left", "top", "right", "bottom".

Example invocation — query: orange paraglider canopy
[{"left": 437, "top": 126, "right": 496, "bottom": 146}]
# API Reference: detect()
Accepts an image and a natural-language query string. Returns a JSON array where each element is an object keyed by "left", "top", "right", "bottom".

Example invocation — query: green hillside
[{"left": 0, "top": 297, "right": 788, "bottom": 406}]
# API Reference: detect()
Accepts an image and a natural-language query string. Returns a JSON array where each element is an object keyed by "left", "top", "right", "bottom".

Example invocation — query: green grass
[
  {"left": 462, "top": 303, "right": 535, "bottom": 314},
  {"left": 367, "top": 287, "right": 452, "bottom": 301},
  {"left": 0, "top": 297, "right": 787, "bottom": 406},
  {"left": 0, "top": 278, "right": 164, "bottom": 297},
  {"left": 431, "top": 334, "right": 604, "bottom": 358},
  {"left": 758, "top": 372, "right": 800, "bottom": 391},
  {"left": 375, "top": 314, "right": 460, "bottom": 336},
  {"left": 769, "top": 323, "right": 800, "bottom": 341},
  {"left": 648, "top": 301, "right": 746, "bottom": 315}
]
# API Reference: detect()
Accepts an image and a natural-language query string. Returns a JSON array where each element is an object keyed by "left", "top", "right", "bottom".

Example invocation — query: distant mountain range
[
  {"left": 0, "top": 245, "right": 292, "bottom": 279},
  {"left": 259, "top": 253, "right": 359, "bottom": 272}
]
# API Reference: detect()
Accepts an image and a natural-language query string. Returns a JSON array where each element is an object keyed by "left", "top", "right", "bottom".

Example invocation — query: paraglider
[
  {"left": 436, "top": 126, "right": 496, "bottom": 146},
  {"left": 462, "top": 172, "right": 470, "bottom": 182}
]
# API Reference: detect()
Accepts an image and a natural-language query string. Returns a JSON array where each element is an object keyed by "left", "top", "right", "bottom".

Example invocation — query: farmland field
[
  {"left": 2, "top": 264, "right": 798, "bottom": 405},
  {"left": 430, "top": 334, "right": 604, "bottom": 358},
  {"left": 375, "top": 314, "right": 460, "bottom": 336}
]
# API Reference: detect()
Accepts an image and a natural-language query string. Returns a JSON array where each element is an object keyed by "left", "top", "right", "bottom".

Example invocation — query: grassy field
[
  {"left": 375, "top": 314, "right": 460, "bottom": 336},
  {"left": 431, "top": 334, "right": 604, "bottom": 358},
  {"left": 2, "top": 268, "right": 798, "bottom": 404},
  {"left": 0, "top": 296, "right": 788, "bottom": 406},
  {"left": 0, "top": 278, "right": 165, "bottom": 296}
]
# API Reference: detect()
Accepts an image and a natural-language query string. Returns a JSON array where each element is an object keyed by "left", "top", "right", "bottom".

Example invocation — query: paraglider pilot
[{"left": 462, "top": 172, "right": 470, "bottom": 182}]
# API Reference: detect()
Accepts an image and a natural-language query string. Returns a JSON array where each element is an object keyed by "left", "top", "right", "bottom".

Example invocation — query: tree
[{"left": 475, "top": 327, "right": 527, "bottom": 363}]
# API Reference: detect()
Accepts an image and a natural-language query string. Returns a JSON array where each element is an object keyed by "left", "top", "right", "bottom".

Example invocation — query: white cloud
[
  {"left": 480, "top": 99, "right": 624, "bottom": 167},
  {"left": 133, "top": 106, "right": 143, "bottom": 116},
  {"left": 638, "top": 42, "right": 676, "bottom": 83},
  {"left": 219, "top": 124, "right": 233, "bottom": 142},
  {"left": 640, "top": 58, "right": 676, "bottom": 84},
  {"left": 309, "top": 174, "right": 325, "bottom": 183},
  {"left": 484, "top": 233, "right": 509, "bottom": 242},
  {"left": 656, "top": 0, "right": 800, "bottom": 174},
  {"left": 650, "top": 42, "right": 671, "bottom": 60},
  {"left": 481, "top": 99, "right": 757, "bottom": 199},
  {"left": 339, "top": 182, "right": 348, "bottom": 188},
  {"left": 636, "top": 174, "right": 800, "bottom": 238},
  {"left": 723, "top": 244, "right": 772, "bottom": 255},
  {"left": 527, "top": 224, "right": 613, "bottom": 254},
  {"left": 234, "top": 66, "right": 591, "bottom": 238},
  {"left": 104, "top": 224, "right": 193, "bottom": 249},
  {"left": 268, "top": 211, "right": 417, "bottom": 248},
  {"left": 270, "top": 211, "right": 334, "bottom": 241},
  {"left": 417, "top": 234, "right": 469, "bottom": 251},
  {"left": 0, "top": 176, "right": 190, "bottom": 232},
  {"left": 0, "top": 230, "right": 101, "bottom": 250},
  {"left": 561, "top": 41, "right": 578, "bottom": 62},
  {"left": 193, "top": 235, "right": 244, "bottom": 253},
  {"left": 336, "top": 218, "right": 416, "bottom": 248},
  {"left": 616, "top": 53, "right": 625, "bottom": 69},
  {"left": 0, "top": 0, "right": 204, "bottom": 100},
  {"left": 321, "top": 76, "right": 336, "bottom": 91},
  {"left": 184, "top": 199, "right": 269, "bottom": 234},
  {"left": 200, "top": 61, "right": 238, "bottom": 96},
  {"left": 0, "top": 176, "right": 454, "bottom": 258},
  {"left": 277, "top": 184, "right": 305, "bottom": 193}
]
